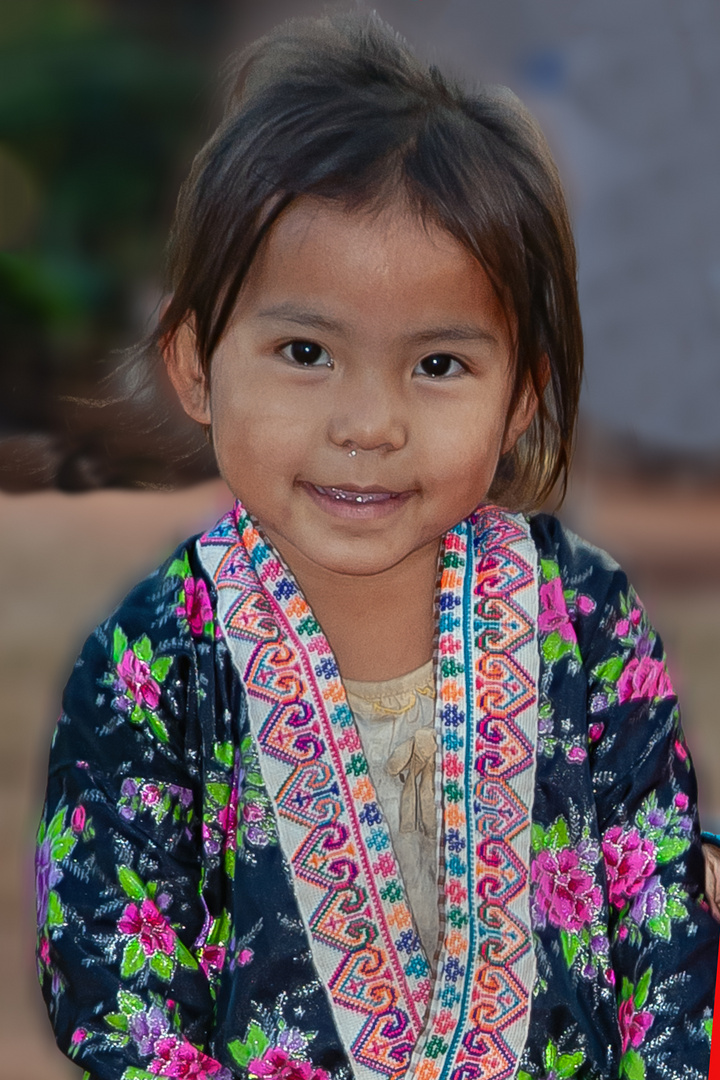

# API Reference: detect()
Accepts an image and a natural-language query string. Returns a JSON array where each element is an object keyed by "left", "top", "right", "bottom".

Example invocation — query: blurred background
[{"left": 2, "top": 1, "right": 720, "bottom": 1076}]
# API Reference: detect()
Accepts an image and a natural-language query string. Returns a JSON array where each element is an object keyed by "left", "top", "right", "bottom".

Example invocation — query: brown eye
[
  {"left": 283, "top": 341, "right": 332, "bottom": 367},
  {"left": 415, "top": 353, "right": 463, "bottom": 378}
]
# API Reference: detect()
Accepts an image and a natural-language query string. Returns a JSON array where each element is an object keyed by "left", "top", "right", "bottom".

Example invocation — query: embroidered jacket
[{"left": 36, "top": 505, "right": 718, "bottom": 1080}]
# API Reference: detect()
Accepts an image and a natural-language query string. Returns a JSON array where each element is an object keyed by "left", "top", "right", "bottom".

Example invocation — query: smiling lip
[{"left": 302, "top": 482, "right": 413, "bottom": 518}]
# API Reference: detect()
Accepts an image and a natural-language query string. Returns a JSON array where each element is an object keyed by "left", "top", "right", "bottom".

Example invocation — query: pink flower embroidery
[
  {"left": 218, "top": 791, "right": 238, "bottom": 849},
  {"left": 248, "top": 1048, "right": 329, "bottom": 1080},
  {"left": 71, "top": 1028, "right": 87, "bottom": 1045},
  {"left": 118, "top": 898, "right": 175, "bottom": 956},
  {"left": 199, "top": 944, "right": 226, "bottom": 978},
  {"left": 674, "top": 792, "right": 689, "bottom": 811},
  {"left": 71, "top": 805, "right": 86, "bottom": 833},
  {"left": 538, "top": 578, "right": 575, "bottom": 641},
  {"left": 588, "top": 722, "right": 605, "bottom": 743},
  {"left": 602, "top": 826, "right": 656, "bottom": 908},
  {"left": 179, "top": 577, "right": 213, "bottom": 637},
  {"left": 617, "top": 657, "right": 673, "bottom": 704},
  {"left": 238, "top": 948, "right": 254, "bottom": 966},
  {"left": 618, "top": 996, "right": 653, "bottom": 1054},
  {"left": 150, "top": 1035, "right": 227, "bottom": 1078},
  {"left": 142, "top": 784, "right": 161, "bottom": 807},
  {"left": 117, "top": 649, "right": 161, "bottom": 710},
  {"left": 531, "top": 847, "right": 602, "bottom": 932}
]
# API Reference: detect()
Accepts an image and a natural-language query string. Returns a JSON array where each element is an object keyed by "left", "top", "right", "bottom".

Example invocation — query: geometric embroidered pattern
[
  {"left": 200, "top": 503, "right": 430, "bottom": 1080},
  {"left": 198, "top": 502, "right": 539, "bottom": 1080}
]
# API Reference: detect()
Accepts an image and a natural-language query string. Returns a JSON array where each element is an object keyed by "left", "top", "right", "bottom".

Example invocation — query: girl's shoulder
[{"left": 528, "top": 511, "right": 629, "bottom": 604}]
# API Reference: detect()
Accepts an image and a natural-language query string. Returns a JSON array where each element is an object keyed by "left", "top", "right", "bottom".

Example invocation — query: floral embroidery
[
  {"left": 617, "top": 970, "right": 654, "bottom": 1079},
  {"left": 204, "top": 738, "right": 278, "bottom": 877},
  {"left": 168, "top": 553, "right": 215, "bottom": 639},
  {"left": 604, "top": 791, "right": 690, "bottom": 943},
  {"left": 591, "top": 589, "right": 673, "bottom": 711},
  {"left": 95, "top": 991, "right": 232, "bottom": 1079},
  {"left": 103, "top": 627, "right": 173, "bottom": 742},
  {"left": 115, "top": 866, "right": 198, "bottom": 980},
  {"left": 518, "top": 1038, "right": 585, "bottom": 1079},
  {"left": 36, "top": 806, "right": 80, "bottom": 992},
  {"left": 119, "top": 777, "right": 194, "bottom": 832},
  {"left": 228, "top": 1003, "right": 327, "bottom": 1079},
  {"left": 531, "top": 817, "right": 609, "bottom": 981},
  {"left": 538, "top": 559, "right": 595, "bottom": 664}
]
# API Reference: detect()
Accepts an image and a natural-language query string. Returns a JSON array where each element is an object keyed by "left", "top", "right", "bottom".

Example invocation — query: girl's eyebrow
[
  {"left": 255, "top": 303, "right": 499, "bottom": 346},
  {"left": 255, "top": 303, "right": 345, "bottom": 334}
]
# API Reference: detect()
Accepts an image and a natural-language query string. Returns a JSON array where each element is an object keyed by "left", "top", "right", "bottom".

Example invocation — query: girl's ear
[
  {"left": 163, "top": 316, "right": 212, "bottom": 426},
  {"left": 501, "top": 358, "right": 547, "bottom": 454}
]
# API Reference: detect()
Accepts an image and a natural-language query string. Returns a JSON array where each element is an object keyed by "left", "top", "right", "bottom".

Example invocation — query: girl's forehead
[{"left": 239, "top": 195, "right": 508, "bottom": 331}]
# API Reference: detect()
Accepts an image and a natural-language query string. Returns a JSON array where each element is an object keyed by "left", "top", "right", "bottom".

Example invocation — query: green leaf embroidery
[
  {"left": 557, "top": 1051, "right": 585, "bottom": 1078},
  {"left": 593, "top": 656, "right": 624, "bottom": 682},
  {"left": 544, "top": 1039, "right": 558, "bottom": 1071},
  {"left": 531, "top": 823, "right": 545, "bottom": 852},
  {"left": 51, "top": 831, "right": 77, "bottom": 860},
  {"left": 134, "top": 635, "right": 153, "bottom": 663},
  {"left": 105, "top": 1013, "right": 129, "bottom": 1031},
  {"left": 117, "top": 991, "right": 145, "bottom": 1015},
  {"left": 621, "top": 977, "right": 633, "bottom": 1002},
  {"left": 145, "top": 710, "right": 170, "bottom": 744},
  {"left": 620, "top": 1048, "right": 645, "bottom": 1080},
  {"left": 545, "top": 818, "right": 569, "bottom": 850},
  {"left": 654, "top": 836, "right": 689, "bottom": 863},
  {"left": 120, "top": 938, "right": 146, "bottom": 978},
  {"left": 647, "top": 914, "right": 672, "bottom": 940},
  {"left": 540, "top": 558, "right": 560, "bottom": 581},
  {"left": 149, "top": 951, "right": 173, "bottom": 980},
  {"left": 228, "top": 1021, "right": 270, "bottom": 1066},
  {"left": 560, "top": 929, "right": 579, "bottom": 969},
  {"left": 47, "top": 890, "right": 64, "bottom": 927},
  {"left": 214, "top": 741, "right": 235, "bottom": 769},
  {"left": 151, "top": 656, "right": 172, "bottom": 681},
  {"left": 167, "top": 555, "right": 191, "bottom": 579},
  {"left": 176, "top": 941, "right": 199, "bottom": 969},
  {"left": 118, "top": 867, "right": 147, "bottom": 901},
  {"left": 634, "top": 968, "right": 652, "bottom": 1009},
  {"left": 122, "top": 1069, "right": 158, "bottom": 1080},
  {"left": 47, "top": 807, "right": 67, "bottom": 842},
  {"left": 207, "top": 782, "right": 231, "bottom": 807},
  {"left": 113, "top": 625, "right": 128, "bottom": 664}
]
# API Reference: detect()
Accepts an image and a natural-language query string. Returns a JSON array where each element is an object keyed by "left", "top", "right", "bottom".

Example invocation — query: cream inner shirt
[{"left": 344, "top": 661, "right": 440, "bottom": 966}]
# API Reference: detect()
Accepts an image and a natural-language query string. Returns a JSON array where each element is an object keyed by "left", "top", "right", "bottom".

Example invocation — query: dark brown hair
[{"left": 155, "top": 10, "right": 583, "bottom": 509}]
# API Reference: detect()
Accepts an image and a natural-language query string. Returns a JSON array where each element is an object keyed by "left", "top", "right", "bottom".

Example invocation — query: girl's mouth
[
  {"left": 312, "top": 485, "right": 401, "bottom": 504},
  {"left": 301, "top": 482, "right": 412, "bottom": 519}
]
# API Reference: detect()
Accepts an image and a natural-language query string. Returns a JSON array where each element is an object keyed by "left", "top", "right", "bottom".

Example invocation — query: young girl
[{"left": 36, "top": 13, "right": 719, "bottom": 1080}]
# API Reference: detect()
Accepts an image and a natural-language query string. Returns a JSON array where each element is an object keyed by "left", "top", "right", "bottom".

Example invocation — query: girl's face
[{"left": 168, "top": 196, "right": 537, "bottom": 579}]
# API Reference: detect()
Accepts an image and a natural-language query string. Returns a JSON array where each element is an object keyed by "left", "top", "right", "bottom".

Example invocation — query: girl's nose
[{"left": 327, "top": 376, "right": 408, "bottom": 454}]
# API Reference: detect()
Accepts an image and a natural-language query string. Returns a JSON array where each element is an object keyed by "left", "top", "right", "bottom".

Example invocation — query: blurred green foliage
[{"left": 0, "top": 0, "right": 225, "bottom": 427}]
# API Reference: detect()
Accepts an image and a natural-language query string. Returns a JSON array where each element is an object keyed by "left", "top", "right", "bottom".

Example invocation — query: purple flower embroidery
[
  {"left": 36, "top": 835, "right": 62, "bottom": 926},
  {"left": 128, "top": 1004, "right": 167, "bottom": 1055},
  {"left": 630, "top": 875, "right": 666, "bottom": 923}
]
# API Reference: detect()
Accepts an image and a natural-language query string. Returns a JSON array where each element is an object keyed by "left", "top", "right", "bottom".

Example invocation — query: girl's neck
[{"left": 265, "top": 532, "right": 440, "bottom": 682}]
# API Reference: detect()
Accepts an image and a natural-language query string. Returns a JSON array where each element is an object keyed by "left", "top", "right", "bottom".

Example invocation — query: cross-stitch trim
[
  {"left": 408, "top": 508, "right": 539, "bottom": 1080},
  {"left": 199, "top": 505, "right": 429, "bottom": 1080}
]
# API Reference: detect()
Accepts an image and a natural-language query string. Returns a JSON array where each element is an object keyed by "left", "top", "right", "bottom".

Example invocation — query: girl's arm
[
  {"left": 36, "top": 558, "right": 234, "bottom": 1079},
  {"left": 583, "top": 566, "right": 718, "bottom": 1077}
]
